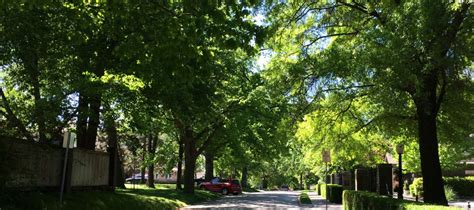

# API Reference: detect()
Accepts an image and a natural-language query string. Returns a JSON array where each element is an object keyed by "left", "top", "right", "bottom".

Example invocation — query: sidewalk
[{"left": 306, "top": 192, "right": 342, "bottom": 210}]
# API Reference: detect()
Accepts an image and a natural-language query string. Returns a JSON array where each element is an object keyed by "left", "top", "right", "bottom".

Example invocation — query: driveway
[{"left": 181, "top": 191, "right": 342, "bottom": 210}]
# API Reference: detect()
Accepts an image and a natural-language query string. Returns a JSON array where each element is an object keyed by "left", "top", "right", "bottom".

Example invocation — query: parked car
[
  {"left": 199, "top": 178, "right": 242, "bottom": 195},
  {"left": 125, "top": 174, "right": 148, "bottom": 184},
  {"left": 280, "top": 184, "right": 289, "bottom": 191},
  {"left": 194, "top": 177, "right": 205, "bottom": 186}
]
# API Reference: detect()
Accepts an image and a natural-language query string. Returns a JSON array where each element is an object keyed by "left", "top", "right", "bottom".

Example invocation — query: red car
[{"left": 199, "top": 178, "right": 242, "bottom": 195}]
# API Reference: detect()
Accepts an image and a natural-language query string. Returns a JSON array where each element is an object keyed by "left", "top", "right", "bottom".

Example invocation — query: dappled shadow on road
[{"left": 181, "top": 191, "right": 301, "bottom": 210}]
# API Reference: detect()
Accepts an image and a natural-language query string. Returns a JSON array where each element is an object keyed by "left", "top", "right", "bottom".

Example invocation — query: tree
[
  {"left": 121, "top": 2, "right": 264, "bottom": 193},
  {"left": 268, "top": 0, "right": 473, "bottom": 204}
]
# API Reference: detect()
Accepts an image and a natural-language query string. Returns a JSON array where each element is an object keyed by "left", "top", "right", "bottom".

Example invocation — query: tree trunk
[
  {"left": 104, "top": 108, "right": 118, "bottom": 190},
  {"left": 204, "top": 151, "right": 214, "bottom": 181},
  {"left": 116, "top": 151, "right": 126, "bottom": 189},
  {"left": 414, "top": 75, "right": 447, "bottom": 205},
  {"left": 300, "top": 173, "right": 304, "bottom": 190},
  {"left": 85, "top": 93, "right": 101, "bottom": 150},
  {"left": 76, "top": 93, "right": 89, "bottom": 149},
  {"left": 146, "top": 135, "right": 157, "bottom": 188},
  {"left": 183, "top": 133, "right": 197, "bottom": 194},
  {"left": 27, "top": 57, "right": 46, "bottom": 143},
  {"left": 176, "top": 139, "right": 183, "bottom": 190},
  {"left": 0, "top": 88, "right": 33, "bottom": 141},
  {"left": 140, "top": 138, "right": 146, "bottom": 184},
  {"left": 241, "top": 167, "right": 248, "bottom": 188}
]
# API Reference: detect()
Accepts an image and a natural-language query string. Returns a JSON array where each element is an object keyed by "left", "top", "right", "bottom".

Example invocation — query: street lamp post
[
  {"left": 322, "top": 150, "right": 331, "bottom": 210},
  {"left": 396, "top": 144, "right": 404, "bottom": 200}
]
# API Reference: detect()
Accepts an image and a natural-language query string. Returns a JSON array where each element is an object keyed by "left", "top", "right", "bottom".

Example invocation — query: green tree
[{"left": 268, "top": 0, "right": 473, "bottom": 204}]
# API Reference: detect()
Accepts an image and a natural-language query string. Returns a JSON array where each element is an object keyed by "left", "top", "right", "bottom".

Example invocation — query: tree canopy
[{"left": 0, "top": 0, "right": 472, "bottom": 204}]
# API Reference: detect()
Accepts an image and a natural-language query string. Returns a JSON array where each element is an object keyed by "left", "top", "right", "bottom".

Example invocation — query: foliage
[
  {"left": 343, "top": 190, "right": 461, "bottom": 210},
  {"left": 299, "top": 192, "right": 312, "bottom": 205},
  {"left": 326, "top": 184, "right": 343, "bottom": 204},
  {"left": 409, "top": 178, "right": 424, "bottom": 198},
  {"left": 443, "top": 185, "right": 458, "bottom": 202},
  {"left": 0, "top": 187, "right": 219, "bottom": 210},
  {"left": 320, "top": 184, "right": 327, "bottom": 198},
  {"left": 411, "top": 177, "right": 474, "bottom": 198},
  {"left": 267, "top": 0, "right": 473, "bottom": 204},
  {"left": 443, "top": 177, "right": 474, "bottom": 197}
]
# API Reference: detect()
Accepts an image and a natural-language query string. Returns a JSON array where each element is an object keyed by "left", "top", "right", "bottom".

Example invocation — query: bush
[
  {"left": 343, "top": 190, "right": 461, "bottom": 210},
  {"left": 320, "top": 184, "right": 327, "bottom": 198},
  {"left": 408, "top": 177, "right": 474, "bottom": 198},
  {"left": 444, "top": 185, "right": 457, "bottom": 201},
  {"left": 299, "top": 192, "right": 312, "bottom": 204},
  {"left": 409, "top": 178, "right": 423, "bottom": 198},
  {"left": 327, "top": 184, "right": 343, "bottom": 204},
  {"left": 444, "top": 177, "right": 474, "bottom": 197}
]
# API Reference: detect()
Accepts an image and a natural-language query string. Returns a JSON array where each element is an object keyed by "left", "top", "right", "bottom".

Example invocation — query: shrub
[
  {"left": 408, "top": 177, "right": 474, "bottom": 198},
  {"left": 299, "top": 192, "right": 312, "bottom": 204},
  {"left": 409, "top": 178, "right": 423, "bottom": 198},
  {"left": 327, "top": 184, "right": 343, "bottom": 204},
  {"left": 444, "top": 177, "right": 474, "bottom": 197},
  {"left": 343, "top": 190, "right": 461, "bottom": 210},
  {"left": 444, "top": 185, "right": 457, "bottom": 201},
  {"left": 320, "top": 184, "right": 327, "bottom": 198}
]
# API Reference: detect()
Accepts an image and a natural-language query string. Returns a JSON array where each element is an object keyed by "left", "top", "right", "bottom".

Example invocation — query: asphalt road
[{"left": 181, "top": 191, "right": 343, "bottom": 210}]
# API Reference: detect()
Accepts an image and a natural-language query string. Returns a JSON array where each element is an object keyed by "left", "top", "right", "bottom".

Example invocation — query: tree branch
[
  {"left": 0, "top": 87, "right": 34, "bottom": 141},
  {"left": 303, "top": 31, "right": 359, "bottom": 49}
]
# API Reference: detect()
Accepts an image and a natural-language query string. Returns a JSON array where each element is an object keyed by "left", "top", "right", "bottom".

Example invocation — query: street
[{"left": 181, "top": 191, "right": 343, "bottom": 210}]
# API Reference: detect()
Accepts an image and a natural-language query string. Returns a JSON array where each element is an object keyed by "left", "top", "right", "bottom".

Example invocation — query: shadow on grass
[{"left": 1, "top": 188, "right": 220, "bottom": 210}]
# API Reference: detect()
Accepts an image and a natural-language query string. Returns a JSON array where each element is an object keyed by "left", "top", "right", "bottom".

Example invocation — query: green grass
[
  {"left": 1, "top": 186, "right": 220, "bottom": 210},
  {"left": 242, "top": 187, "right": 259, "bottom": 192},
  {"left": 299, "top": 192, "right": 312, "bottom": 205}
]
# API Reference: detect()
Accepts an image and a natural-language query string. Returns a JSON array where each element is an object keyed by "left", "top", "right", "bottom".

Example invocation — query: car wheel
[{"left": 222, "top": 188, "right": 229, "bottom": 195}]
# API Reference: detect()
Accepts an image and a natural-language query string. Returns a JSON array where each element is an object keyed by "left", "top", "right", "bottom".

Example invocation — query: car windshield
[{"left": 231, "top": 180, "right": 240, "bottom": 185}]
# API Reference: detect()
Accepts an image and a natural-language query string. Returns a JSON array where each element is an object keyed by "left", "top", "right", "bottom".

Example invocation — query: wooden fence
[{"left": 1, "top": 136, "right": 110, "bottom": 190}]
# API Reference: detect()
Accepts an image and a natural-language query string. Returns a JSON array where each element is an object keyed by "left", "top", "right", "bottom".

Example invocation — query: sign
[
  {"left": 62, "top": 131, "right": 77, "bottom": 149},
  {"left": 322, "top": 150, "right": 331, "bottom": 163}
]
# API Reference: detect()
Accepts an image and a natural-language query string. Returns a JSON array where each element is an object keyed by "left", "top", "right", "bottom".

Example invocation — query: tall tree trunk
[
  {"left": 183, "top": 132, "right": 197, "bottom": 194},
  {"left": 241, "top": 167, "right": 248, "bottom": 188},
  {"left": 414, "top": 75, "right": 447, "bottom": 205},
  {"left": 140, "top": 138, "right": 146, "bottom": 184},
  {"left": 204, "top": 151, "right": 214, "bottom": 181},
  {"left": 76, "top": 93, "right": 89, "bottom": 149},
  {"left": 104, "top": 105, "right": 120, "bottom": 190},
  {"left": 147, "top": 135, "right": 157, "bottom": 188},
  {"left": 300, "top": 172, "right": 304, "bottom": 190},
  {"left": 116, "top": 150, "right": 126, "bottom": 189},
  {"left": 0, "top": 88, "right": 33, "bottom": 141},
  {"left": 176, "top": 139, "right": 183, "bottom": 190},
  {"left": 85, "top": 93, "right": 101, "bottom": 150},
  {"left": 27, "top": 56, "right": 46, "bottom": 143}
]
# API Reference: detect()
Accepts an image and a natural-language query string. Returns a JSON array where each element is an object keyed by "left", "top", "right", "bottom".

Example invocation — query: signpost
[
  {"left": 322, "top": 150, "right": 331, "bottom": 210},
  {"left": 59, "top": 131, "right": 76, "bottom": 207}
]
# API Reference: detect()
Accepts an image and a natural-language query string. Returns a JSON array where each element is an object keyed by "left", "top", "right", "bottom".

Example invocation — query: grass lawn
[
  {"left": 1, "top": 184, "right": 220, "bottom": 210},
  {"left": 242, "top": 187, "right": 259, "bottom": 192},
  {"left": 299, "top": 192, "right": 312, "bottom": 205}
]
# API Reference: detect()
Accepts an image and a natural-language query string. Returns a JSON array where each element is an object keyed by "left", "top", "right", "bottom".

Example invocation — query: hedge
[
  {"left": 320, "top": 184, "right": 326, "bottom": 198},
  {"left": 444, "top": 177, "right": 474, "bottom": 197},
  {"left": 328, "top": 184, "right": 343, "bottom": 204},
  {"left": 343, "top": 190, "right": 461, "bottom": 210},
  {"left": 299, "top": 192, "right": 312, "bottom": 204},
  {"left": 319, "top": 184, "right": 343, "bottom": 204}
]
